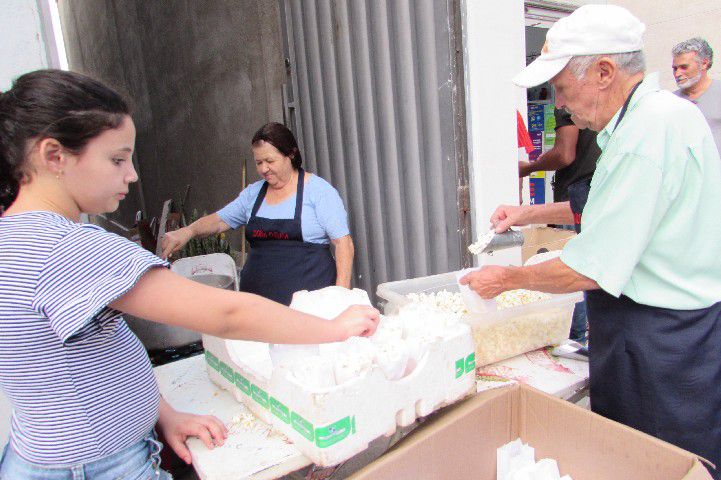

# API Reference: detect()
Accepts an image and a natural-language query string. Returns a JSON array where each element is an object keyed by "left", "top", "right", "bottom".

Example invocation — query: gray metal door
[{"left": 280, "top": 0, "right": 469, "bottom": 296}]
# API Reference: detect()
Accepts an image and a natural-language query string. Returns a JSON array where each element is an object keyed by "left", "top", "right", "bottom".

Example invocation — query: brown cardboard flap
[
  {"left": 348, "top": 385, "right": 518, "bottom": 480},
  {"left": 349, "top": 384, "right": 712, "bottom": 480},
  {"left": 521, "top": 226, "right": 575, "bottom": 263},
  {"left": 516, "top": 384, "right": 705, "bottom": 480},
  {"left": 683, "top": 461, "right": 715, "bottom": 480}
]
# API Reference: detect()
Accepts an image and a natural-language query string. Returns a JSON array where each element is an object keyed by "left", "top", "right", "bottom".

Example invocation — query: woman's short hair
[{"left": 251, "top": 122, "right": 302, "bottom": 169}]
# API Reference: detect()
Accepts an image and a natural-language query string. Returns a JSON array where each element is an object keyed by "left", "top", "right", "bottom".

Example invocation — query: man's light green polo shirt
[{"left": 560, "top": 73, "right": 721, "bottom": 309}]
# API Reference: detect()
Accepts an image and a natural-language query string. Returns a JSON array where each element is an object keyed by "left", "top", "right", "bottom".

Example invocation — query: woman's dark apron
[
  {"left": 239, "top": 169, "right": 336, "bottom": 305},
  {"left": 582, "top": 82, "right": 721, "bottom": 476}
]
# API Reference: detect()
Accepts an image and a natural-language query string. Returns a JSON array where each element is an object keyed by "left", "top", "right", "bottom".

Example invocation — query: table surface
[
  {"left": 154, "top": 347, "right": 589, "bottom": 480},
  {"left": 0, "top": 349, "right": 587, "bottom": 478}
]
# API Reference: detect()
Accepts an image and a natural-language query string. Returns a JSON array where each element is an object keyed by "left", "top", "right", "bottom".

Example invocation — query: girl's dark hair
[
  {"left": 0, "top": 69, "right": 131, "bottom": 210},
  {"left": 251, "top": 122, "right": 302, "bottom": 169}
]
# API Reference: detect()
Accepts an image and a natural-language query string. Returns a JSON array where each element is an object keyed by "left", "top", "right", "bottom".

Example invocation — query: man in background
[
  {"left": 672, "top": 37, "right": 720, "bottom": 150},
  {"left": 519, "top": 108, "right": 601, "bottom": 343},
  {"left": 519, "top": 108, "right": 600, "bottom": 204}
]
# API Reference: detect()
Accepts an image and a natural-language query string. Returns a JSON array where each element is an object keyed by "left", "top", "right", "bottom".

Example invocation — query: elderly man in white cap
[{"left": 461, "top": 5, "right": 721, "bottom": 476}]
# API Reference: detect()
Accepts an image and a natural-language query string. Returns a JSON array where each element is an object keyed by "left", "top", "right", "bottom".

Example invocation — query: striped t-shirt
[{"left": 0, "top": 211, "right": 167, "bottom": 465}]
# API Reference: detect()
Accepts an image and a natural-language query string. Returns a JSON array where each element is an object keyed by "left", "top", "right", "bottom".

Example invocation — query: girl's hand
[
  {"left": 332, "top": 305, "right": 380, "bottom": 340},
  {"left": 157, "top": 399, "right": 228, "bottom": 464}
]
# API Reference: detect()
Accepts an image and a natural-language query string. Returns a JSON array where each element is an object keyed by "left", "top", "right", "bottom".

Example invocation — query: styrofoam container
[
  {"left": 203, "top": 325, "right": 476, "bottom": 466},
  {"left": 376, "top": 271, "right": 582, "bottom": 366}
]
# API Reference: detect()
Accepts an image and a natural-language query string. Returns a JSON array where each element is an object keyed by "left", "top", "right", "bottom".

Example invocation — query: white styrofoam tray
[{"left": 203, "top": 325, "right": 476, "bottom": 466}]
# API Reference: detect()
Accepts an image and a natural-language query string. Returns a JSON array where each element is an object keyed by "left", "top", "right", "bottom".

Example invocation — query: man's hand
[
  {"left": 490, "top": 205, "right": 529, "bottom": 233},
  {"left": 158, "top": 400, "right": 228, "bottom": 464},
  {"left": 459, "top": 266, "right": 509, "bottom": 299},
  {"left": 518, "top": 160, "right": 533, "bottom": 178}
]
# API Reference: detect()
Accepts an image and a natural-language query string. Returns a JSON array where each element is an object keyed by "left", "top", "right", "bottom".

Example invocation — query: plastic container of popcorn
[
  {"left": 376, "top": 271, "right": 460, "bottom": 315},
  {"left": 377, "top": 271, "right": 583, "bottom": 366},
  {"left": 466, "top": 290, "right": 581, "bottom": 366}
]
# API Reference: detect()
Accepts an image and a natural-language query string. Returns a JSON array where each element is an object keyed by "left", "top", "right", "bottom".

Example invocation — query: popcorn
[
  {"left": 471, "top": 309, "right": 570, "bottom": 366},
  {"left": 229, "top": 412, "right": 273, "bottom": 437},
  {"left": 398, "top": 302, "right": 458, "bottom": 340},
  {"left": 496, "top": 289, "right": 551, "bottom": 309},
  {"left": 405, "top": 289, "right": 566, "bottom": 367},
  {"left": 468, "top": 230, "right": 496, "bottom": 255},
  {"left": 369, "top": 316, "right": 404, "bottom": 344},
  {"left": 406, "top": 291, "right": 469, "bottom": 316}
]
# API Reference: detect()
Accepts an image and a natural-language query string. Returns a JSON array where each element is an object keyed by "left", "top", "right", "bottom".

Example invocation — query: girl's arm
[{"left": 110, "top": 268, "right": 379, "bottom": 343}]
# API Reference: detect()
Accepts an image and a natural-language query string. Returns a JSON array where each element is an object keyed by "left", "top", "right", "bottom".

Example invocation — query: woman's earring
[{"left": 56, "top": 170, "right": 64, "bottom": 180}]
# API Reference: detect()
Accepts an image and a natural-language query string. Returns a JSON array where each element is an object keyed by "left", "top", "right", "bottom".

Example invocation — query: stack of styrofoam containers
[
  {"left": 203, "top": 320, "right": 476, "bottom": 465},
  {"left": 376, "top": 271, "right": 582, "bottom": 366}
]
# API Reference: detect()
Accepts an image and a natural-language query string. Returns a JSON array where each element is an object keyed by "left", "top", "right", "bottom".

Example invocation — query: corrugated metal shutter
[{"left": 280, "top": 0, "right": 469, "bottom": 296}]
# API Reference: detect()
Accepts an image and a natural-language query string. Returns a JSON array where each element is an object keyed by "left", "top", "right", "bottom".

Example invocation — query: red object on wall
[{"left": 517, "top": 110, "right": 535, "bottom": 154}]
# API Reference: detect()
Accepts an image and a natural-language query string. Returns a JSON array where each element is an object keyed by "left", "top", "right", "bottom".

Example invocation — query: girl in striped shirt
[{"left": 0, "top": 70, "right": 379, "bottom": 479}]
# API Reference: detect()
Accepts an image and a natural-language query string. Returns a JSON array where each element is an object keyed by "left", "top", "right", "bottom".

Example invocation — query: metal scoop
[
  {"left": 551, "top": 340, "right": 589, "bottom": 362},
  {"left": 479, "top": 229, "right": 525, "bottom": 254}
]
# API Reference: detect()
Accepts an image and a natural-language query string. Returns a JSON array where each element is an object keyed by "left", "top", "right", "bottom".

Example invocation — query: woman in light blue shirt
[{"left": 162, "top": 123, "right": 354, "bottom": 305}]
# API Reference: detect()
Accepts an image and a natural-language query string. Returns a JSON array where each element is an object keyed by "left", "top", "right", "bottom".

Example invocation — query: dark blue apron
[
  {"left": 239, "top": 169, "right": 336, "bottom": 306},
  {"left": 585, "top": 82, "right": 721, "bottom": 478}
]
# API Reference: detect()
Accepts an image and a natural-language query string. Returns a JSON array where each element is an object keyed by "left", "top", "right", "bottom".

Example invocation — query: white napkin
[
  {"left": 498, "top": 438, "right": 535, "bottom": 480},
  {"left": 497, "top": 439, "right": 574, "bottom": 480}
]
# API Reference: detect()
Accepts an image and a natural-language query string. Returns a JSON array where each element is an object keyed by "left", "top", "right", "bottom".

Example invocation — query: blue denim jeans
[{"left": 0, "top": 431, "right": 173, "bottom": 480}]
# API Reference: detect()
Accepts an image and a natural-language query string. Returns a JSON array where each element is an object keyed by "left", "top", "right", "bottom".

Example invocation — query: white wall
[
  {"left": 0, "top": 0, "right": 58, "bottom": 90},
  {"left": 462, "top": 0, "right": 527, "bottom": 266},
  {"left": 564, "top": 0, "right": 721, "bottom": 89},
  {"left": 0, "top": 0, "right": 62, "bottom": 444}
]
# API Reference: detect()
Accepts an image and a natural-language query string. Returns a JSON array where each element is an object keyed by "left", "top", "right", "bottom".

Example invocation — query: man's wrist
[
  {"left": 503, "top": 266, "right": 524, "bottom": 291},
  {"left": 518, "top": 205, "right": 535, "bottom": 224}
]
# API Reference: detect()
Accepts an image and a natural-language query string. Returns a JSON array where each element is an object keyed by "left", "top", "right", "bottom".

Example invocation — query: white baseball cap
[{"left": 513, "top": 4, "right": 645, "bottom": 87}]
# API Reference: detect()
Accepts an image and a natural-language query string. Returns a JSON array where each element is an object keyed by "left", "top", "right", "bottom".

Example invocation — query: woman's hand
[
  {"left": 157, "top": 399, "right": 228, "bottom": 464},
  {"left": 331, "top": 305, "right": 380, "bottom": 340},
  {"left": 160, "top": 227, "right": 194, "bottom": 259}
]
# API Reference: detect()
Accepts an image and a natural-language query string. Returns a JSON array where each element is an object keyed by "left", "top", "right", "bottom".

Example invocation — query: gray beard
[{"left": 677, "top": 72, "right": 702, "bottom": 91}]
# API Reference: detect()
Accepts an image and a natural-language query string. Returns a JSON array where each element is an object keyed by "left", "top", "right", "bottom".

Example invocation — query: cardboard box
[
  {"left": 522, "top": 226, "right": 576, "bottom": 264},
  {"left": 349, "top": 383, "right": 712, "bottom": 480}
]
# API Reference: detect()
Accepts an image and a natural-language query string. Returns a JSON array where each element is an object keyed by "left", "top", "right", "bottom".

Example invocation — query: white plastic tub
[{"left": 377, "top": 271, "right": 582, "bottom": 366}]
